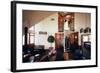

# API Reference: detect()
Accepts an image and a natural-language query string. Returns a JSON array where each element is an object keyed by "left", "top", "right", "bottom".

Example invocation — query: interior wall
[
  {"left": 34, "top": 13, "right": 58, "bottom": 49},
  {"left": 74, "top": 13, "right": 91, "bottom": 45}
]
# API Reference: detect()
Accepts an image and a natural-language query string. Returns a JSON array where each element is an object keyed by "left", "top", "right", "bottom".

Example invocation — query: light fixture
[{"left": 64, "top": 20, "right": 69, "bottom": 30}]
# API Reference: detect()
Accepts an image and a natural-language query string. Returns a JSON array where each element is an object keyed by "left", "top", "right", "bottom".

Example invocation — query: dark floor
[{"left": 22, "top": 43, "right": 91, "bottom": 63}]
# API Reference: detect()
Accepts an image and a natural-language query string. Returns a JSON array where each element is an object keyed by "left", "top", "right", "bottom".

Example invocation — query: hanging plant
[{"left": 47, "top": 35, "right": 55, "bottom": 43}]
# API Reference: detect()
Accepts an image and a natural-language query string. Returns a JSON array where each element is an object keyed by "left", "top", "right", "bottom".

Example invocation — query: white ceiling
[{"left": 23, "top": 10, "right": 56, "bottom": 28}]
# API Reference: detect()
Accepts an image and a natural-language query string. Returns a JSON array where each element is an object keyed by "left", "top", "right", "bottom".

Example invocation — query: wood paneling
[{"left": 55, "top": 32, "right": 64, "bottom": 49}]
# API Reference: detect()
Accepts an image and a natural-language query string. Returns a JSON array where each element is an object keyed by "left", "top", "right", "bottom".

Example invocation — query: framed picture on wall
[{"left": 11, "top": 1, "right": 98, "bottom": 72}]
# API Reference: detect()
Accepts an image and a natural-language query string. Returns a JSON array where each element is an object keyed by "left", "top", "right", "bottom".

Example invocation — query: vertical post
[{"left": 24, "top": 27, "right": 28, "bottom": 45}]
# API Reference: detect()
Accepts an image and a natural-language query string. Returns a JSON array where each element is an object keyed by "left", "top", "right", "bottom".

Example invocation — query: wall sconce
[
  {"left": 80, "top": 28, "right": 84, "bottom": 33},
  {"left": 80, "top": 27, "right": 91, "bottom": 33},
  {"left": 84, "top": 27, "right": 91, "bottom": 33}
]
